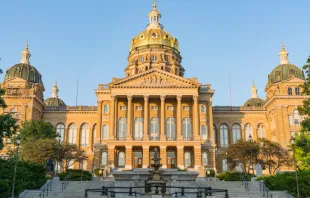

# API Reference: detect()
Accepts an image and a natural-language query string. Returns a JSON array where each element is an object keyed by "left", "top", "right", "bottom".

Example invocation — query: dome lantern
[
  {"left": 51, "top": 81, "right": 59, "bottom": 98},
  {"left": 20, "top": 42, "right": 31, "bottom": 64},
  {"left": 251, "top": 81, "right": 258, "bottom": 98},
  {"left": 279, "top": 44, "right": 289, "bottom": 65},
  {"left": 147, "top": 0, "right": 163, "bottom": 30},
  {"left": 244, "top": 81, "right": 265, "bottom": 107}
]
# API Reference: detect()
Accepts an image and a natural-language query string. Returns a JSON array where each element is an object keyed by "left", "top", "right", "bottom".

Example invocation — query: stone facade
[{"left": 0, "top": 2, "right": 308, "bottom": 175}]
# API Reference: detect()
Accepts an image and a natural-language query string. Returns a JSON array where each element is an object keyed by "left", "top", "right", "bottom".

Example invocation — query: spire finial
[
  {"left": 147, "top": 0, "right": 162, "bottom": 29},
  {"left": 20, "top": 42, "right": 31, "bottom": 64},
  {"left": 279, "top": 43, "right": 289, "bottom": 65},
  {"left": 251, "top": 81, "right": 258, "bottom": 98},
  {"left": 153, "top": 0, "right": 157, "bottom": 9},
  {"left": 51, "top": 81, "right": 59, "bottom": 98}
]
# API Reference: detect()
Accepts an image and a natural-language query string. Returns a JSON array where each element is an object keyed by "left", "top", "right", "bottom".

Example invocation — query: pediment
[{"left": 109, "top": 69, "right": 200, "bottom": 88}]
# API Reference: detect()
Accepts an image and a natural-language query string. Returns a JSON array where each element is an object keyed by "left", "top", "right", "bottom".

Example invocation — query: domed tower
[
  {"left": 0, "top": 43, "right": 45, "bottom": 122},
  {"left": 125, "top": 1, "right": 185, "bottom": 77},
  {"left": 44, "top": 82, "right": 66, "bottom": 107},
  {"left": 264, "top": 45, "right": 305, "bottom": 146},
  {"left": 243, "top": 81, "right": 265, "bottom": 107}
]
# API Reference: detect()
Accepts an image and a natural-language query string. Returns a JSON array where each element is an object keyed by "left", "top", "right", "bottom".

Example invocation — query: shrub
[
  {"left": 206, "top": 169, "right": 215, "bottom": 177},
  {"left": 58, "top": 169, "right": 92, "bottom": 181},
  {"left": 94, "top": 168, "right": 101, "bottom": 177},
  {"left": 216, "top": 172, "right": 254, "bottom": 181}
]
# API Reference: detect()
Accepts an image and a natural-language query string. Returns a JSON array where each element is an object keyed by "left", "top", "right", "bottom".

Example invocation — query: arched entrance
[
  {"left": 167, "top": 147, "right": 177, "bottom": 168},
  {"left": 133, "top": 146, "right": 143, "bottom": 168}
]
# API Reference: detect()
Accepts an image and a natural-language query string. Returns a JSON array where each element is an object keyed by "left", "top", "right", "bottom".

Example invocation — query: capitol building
[{"left": 0, "top": 2, "right": 307, "bottom": 175}]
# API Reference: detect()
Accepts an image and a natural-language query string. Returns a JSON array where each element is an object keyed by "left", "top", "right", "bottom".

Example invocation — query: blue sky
[{"left": 0, "top": 0, "right": 309, "bottom": 106}]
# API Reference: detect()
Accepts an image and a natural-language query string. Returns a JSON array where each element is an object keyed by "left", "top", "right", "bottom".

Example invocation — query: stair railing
[
  {"left": 61, "top": 173, "right": 72, "bottom": 191},
  {"left": 38, "top": 179, "right": 53, "bottom": 198},
  {"left": 240, "top": 172, "right": 249, "bottom": 191},
  {"left": 259, "top": 180, "right": 273, "bottom": 198}
]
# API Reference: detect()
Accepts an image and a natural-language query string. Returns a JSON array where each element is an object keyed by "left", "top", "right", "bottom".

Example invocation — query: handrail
[
  {"left": 38, "top": 179, "right": 53, "bottom": 198},
  {"left": 259, "top": 181, "right": 273, "bottom": 198},
  {"left": 61, "top": 173, "right": 72, "bottom": 191},
  {"left": 240, "top": 172, "right": 249, "bottom": 191}
]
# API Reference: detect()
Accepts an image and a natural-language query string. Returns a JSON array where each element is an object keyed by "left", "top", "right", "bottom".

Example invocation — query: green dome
[
  {"left": 268, "top": 64, "right": 305, "bottom": 84},
  {"left": 4, "top": 63, "right": 43, "bottom": 84},
  {"left": 44, "top": 97, "right": 66, "bottom": 107},
  {"left": 244, "top": 98, "right": 265, "bottom": 107}
]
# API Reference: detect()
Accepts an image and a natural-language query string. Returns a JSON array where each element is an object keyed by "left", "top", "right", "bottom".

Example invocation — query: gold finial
[
  {"left": 279, "top": 43, "right": 289, "bottom": 64},
  {"left": 153, "top": 0, "right": 157, "bottom": 9},
  {"left": 26, "top": 41, "right": 29, "bottom": 49},
  {"left": 252, "top": 81, "right": 255, "bottom": 86}
]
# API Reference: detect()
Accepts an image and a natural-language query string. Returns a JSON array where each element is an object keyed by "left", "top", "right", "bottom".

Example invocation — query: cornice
[
  {"left": 43, "top": 111, "right": 97, "bottom": 115},
  {"left": 110, "top": 85, "right": 197, "bottom": 89},
  {"left": 264, "top": 95, "right": 310, "bottom": 108},
  {"left": 213, "top": 111, "right": 266, "bottom": 115}
]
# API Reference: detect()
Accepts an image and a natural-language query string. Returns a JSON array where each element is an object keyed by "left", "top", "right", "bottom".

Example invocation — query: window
[
  {"left": 202, "top": 152, "right": 208, "bottom": 166},
  {"left": 288, "top": 87, "right": 292, "bottom": 95},
  {"left": 166, "top": 118, "right": 176, "bottom": 140},
  {"left": 165, "top": 55, "right": 169, "bottom": 63},
  {"left": 151, "top": 106, "right": 158, "bottom": 110},
  {"left": 184, "top": 151, "right": 192, "bottom": 167},
  {"left": 93, "top": 124, "right": 96, "bottom": 143},
  {"left": 141, "top": 56, "right": 144, "bottom": 62},
  {"left": 245, "top": 124, "right": 253, "bottom": 141},
  {"left": 220, "top": 124, "right": 229, "bottom": 147},
  {"left": 288, "top": 115, "right": 293, "bottom": 126},
  {"left": 120, "top": 106, "right": 126, "bottom": 110},
  {"left": 140, "top": 34, "right": 144, "bottom": 39},
  {"left": 152, "top": 55, "right": 157, "bottom": 62},
  {"left": 257, "top": 124, "right": 266, "bottom": 139},
  {"left": 201, "top": 125, "right": 207, "bottom": 140},
  {"left": 200, "top": 105, "right": 206, "bottom": 113},
  {"left": 232, "top": 124, "right": 241, "bottom": 143},
  {"left": 104, "top": 105, "right": 109, "bottom": 113},
  {"left": 182, "top": 118, "right": 192, "bottom": 140},
  {"left": 167, "top": 106, "right": 174, "bottom": 111},
  {"left": 293, "top": 110, "right": 300, "bottom": 125},
  {"left": 118, "top": 151, "right": 125, "bottom": 167},
  {"left": 68, "top": 123, "right": 77, "bottom": 144},
  {"left": 117, "top": 118, "right": 127, "bottom": 139},
  {"left": 222, "top": 159, "right": 228, "bottom": 172},
  {"left": 213, "top": 125, "right": 216, "bottom": 144},
  {"left": 134, "top": 118, "right": 143, "bottom": 140},
  {"left": 150, "top": 118, "right": 159, "bottom": 140},
  {"left": 183, "top": 106, "right": 189, "bottom": 111},
  {"left": 80, "top": 124, "right": 89, "bottom": 146},
  {"left": 101, "top": 125, "right": 108, "bottom": 140},
  {"left": 101, "top": 151, "right": 107, "bottom": 166},
  {"left": 56, "top": 124, "right": 65, "bottom": 142},
  {"left": 136, "top": 106, "right": 142, "bottom": 110},
  {"left": 295, "top": 87, "right": 300, "bottom": 95}
]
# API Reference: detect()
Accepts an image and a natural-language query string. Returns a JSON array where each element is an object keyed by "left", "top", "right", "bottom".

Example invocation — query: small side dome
[
  {"left": 44, "top": 82, "right": 66, "bottom": 107},
  {"left": 243, "top": 81, "right": 265, "bottom": 107},
  {"left": 268, "top": 45, "right": 305, "bottom": 84}
]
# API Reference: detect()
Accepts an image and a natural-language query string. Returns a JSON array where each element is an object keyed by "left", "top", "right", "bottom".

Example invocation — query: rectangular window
[
  {"left": 136, "top": 106, "right": 142, "bottom": 110},
  {"left": 151, "top": 106, "right": 158, "bottom": 110},
  {"left": 183, "top": 106, "right": 190, "bottom": 111},
  {"left": 120, "top": 106, "right": 126, "bottom": 110},
  {"left": 167, "top": 106, "right": 174, "bottom": 111}
]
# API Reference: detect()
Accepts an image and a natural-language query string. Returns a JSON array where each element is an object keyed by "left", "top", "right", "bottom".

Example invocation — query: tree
[
  {"left": 0, "top": 114, "right": 18, "bottom": 150},
  {"left": 258, "top": 139, "right": 292, "bottom": 174},
  {"left": 19, "top": 120, "right": 57, "bottom": 144},
  {"left": 226, "top": 140, "right": 260, "bottom": 173},
  {"left": 294, "top": 134, "right": 310, "bottom": 170},
  {"left": 0, "top": 88, "right": 7, "bottom": 108}
]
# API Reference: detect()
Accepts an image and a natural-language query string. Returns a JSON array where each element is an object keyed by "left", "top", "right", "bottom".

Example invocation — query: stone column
[
  {"left": 64, "top": 125, "right": 69, "bottom": 144},
  {"left": 126, "top": 95, "right": 133, "bottom": 140},
  {"left": 160, "top": 146, "right": 167, "bottom": 168},
  {"left": 96, "top": 100, "right": 103, "bottom": 142},
  {"left": 176, "top": 95, "right": 183, "bottom": 140},
  {"left": 114, "top": 98, "right": 118, "bottom": 139},
  {"left": 109, "top": 96, "right": 116, "bottom": 140},
  {"left": 125, "top": 146, "right": 132, "bottom": 169},
  {"left": 143, "top": 146, "right": 149, "bottom": 168},
  {"left": 108, "top": 146, "right": 115, "bottom": 169},
  {"left": 76, "top": 126, "right": 80, "bottom": 147},
  {"left": 143, "top": 95, "right": 149, "bottom": 140},
  {"left": 193, "top": 95, "right": 199, "bottom": 140},
  {"left": 160, "top": 95, "right": 166, "bottom": 140},
  {"left": 207, "top": 101, "right": 214, "bottom": 144},
  {"left": 194, "top": 146, "right": 202, "bottom": 171},
  {"left": 209, "top": 148, "right": 217, "bottom": 172},
  {"left": 177, "top": 146, "right": 184, "bottom": 169},
  {"left": 282, "top": 106, "right": 290, "bottom": 144}
]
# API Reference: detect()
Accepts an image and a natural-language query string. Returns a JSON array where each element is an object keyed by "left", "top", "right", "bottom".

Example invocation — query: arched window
[
  {"left": 293, "top": 110, "right": 300, "bottom": 125},
  {"left": 222, "top": 159, "right": 228, "bottom": 172},
  {"left": 101, "top": 151, "right": 107, "bottom": 166},
  {"left": 288, "top": 87, "right": 292, "bottom": 95},
  {"left": 202, "top": 152, "right": 208, "bottom": 166},
  {"left": 93, "top": 124, "right": 96, "bottom": 144},
  {"left": 295, "top": 87, "right": 300, "bottom": 95},
  {"left": 166, "top": 118, "right": 176, "bottom": 140},
  {"left": 232, "top": 124, "right": 241, "bottom": 143},
  {"left": 101, "top": 125, "right": 108, "bottom": 140},
  {"left": 257, "top": 124, "right": 266, "bottom": 139},
  {"left": 141, "top": 56, "right": 144, "bottom": 62},
  {"left": 80, "top": 124, "right": 89, "bottom": 146},
  {"left": 134, "top": 118, "right": 143, "bottom": 140},
  {"left": 200, "top": 105, "right": 206, "bottom": 113},
  {"left": 150, "top": 118, "right": 159, "bottom": 140},
  {"left": 103, "top": 105, "right": 109, "bottom": 113},
  {"left": 56, "top": 123, "right": 65, "bottom": 142},
  {"left": 68, "top": 123, "right": 77, "bottom": 144},
  {"left": 118, "top": 151, "right": 125, "bottom": 167},
  {"left": 220, "top": 124, "right": 228, "bottom": 147},
  {"left": 201, "top": 125, "right": 207, "bottom": 140},
  {"left": 152, "top": 55, "right": 157, "bottom": 62},
  {"left": 118, "top": 118, "right": 127, "bottom": 139},
  {"left": 245, "top": 124, "right": 253, "bottom": 141},
  {"left": 184, "top": 151, "right": 192, "bottom": 167},
  {"left": 182, "top": 118, "right": 192, "bottom": 140}
]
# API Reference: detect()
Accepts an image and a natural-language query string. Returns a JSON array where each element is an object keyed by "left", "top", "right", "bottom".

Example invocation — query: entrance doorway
[
  {"left": 167, "top": 147, "right": 177, "bottom": 168},
  {"left": 133, "top": 147, "right": 143, "bottom": 168}
]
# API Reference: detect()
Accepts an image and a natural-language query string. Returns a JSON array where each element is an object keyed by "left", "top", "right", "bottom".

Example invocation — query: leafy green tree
[
  {"left": 19, "top": 120, "right": 56, "bottom": 144},
  {"left": 0, "top": 88, "right": 7, "bottom": 108},
  {"left": 294, "top": 134, "right": 310, "bottom": 170},
  {"left": 0, "top": 114, "right": 18, "bottom": 150}
]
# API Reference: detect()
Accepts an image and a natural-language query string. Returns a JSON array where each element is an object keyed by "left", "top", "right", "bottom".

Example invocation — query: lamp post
[
  {"left": 248, "top": 134, "right": 254, "bottom": 175},
  {"left": 11, "top": 135, "right": 21, "bottom": 198},
  {"left": 290, "top": 136, "right": 300, "bottom": 198},
  {"left": 56, "top": 133, "right": 61, "bottom": 177}
]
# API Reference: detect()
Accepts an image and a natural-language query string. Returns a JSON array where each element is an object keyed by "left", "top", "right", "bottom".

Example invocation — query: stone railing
[
  {"left": 44, "top": 106, "right": 97, "bottom": 111},
  {"left": 213, "top": 106, "right": 265, "bottom": 111},
  {"left": 97, "top": 84, "right": 110, "bottom": 90}
]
